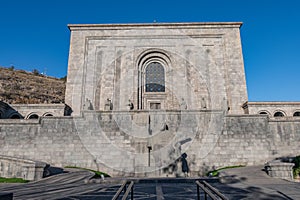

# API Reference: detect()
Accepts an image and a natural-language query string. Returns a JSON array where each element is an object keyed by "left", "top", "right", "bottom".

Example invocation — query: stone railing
[
  {"left": 265, "top": 160, "right": 295, "bottom": 181},
  {"left": 0, "top": 155, "right": 47, "bottom": 181}
]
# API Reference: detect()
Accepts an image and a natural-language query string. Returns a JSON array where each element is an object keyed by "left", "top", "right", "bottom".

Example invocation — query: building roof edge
[{"left": 68, "top": 22, "right": 243, "bottom": 30}]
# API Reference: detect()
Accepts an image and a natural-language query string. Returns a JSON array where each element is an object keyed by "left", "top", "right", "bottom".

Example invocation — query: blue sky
[{"left": 0, "top": 0, "right": 299, "bottom": 101}]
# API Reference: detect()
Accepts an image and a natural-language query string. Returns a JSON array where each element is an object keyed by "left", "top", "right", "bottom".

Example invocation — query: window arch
[
  {"left": 258, "top": 111, "right": 270, "bottom": 115},
  {"left": 10, "top": 114, "right": 22, "bottom": 119},
  {"left": 274, "top": 111, "right": 285, "bottom": 117},
  {"left": 145, "top": 62, "right": 165, "bottom": 92},
  {"left": 28, "top": 113, "right": 39, "bottom": 119},
  {"left": 259, "top": 112, "right": 268, "bottom": 115},
  {"left": 43, "top": 112, "right": 54, "bottom": 117},
  {"left": 137, "top": 49, "right": 171, "bottom": 110},
  {"left": 293, "top": 111, "right": 300, "bottom": 117}
]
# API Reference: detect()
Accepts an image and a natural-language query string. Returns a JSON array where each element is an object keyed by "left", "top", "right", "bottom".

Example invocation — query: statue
[
  {"left": 180, "top": 98, "right": 187, "bottom": 110},
  {"left": 127, "top": 99, "right": 134, "bottom": 110},
  {"left": 83, "top": 98, "right": 93, "bottom": 110},
  {"left": 201, "top": 97, "right": 207, "bottom": 109},
  {"left": 105, "top": 98, "right": 113, "bottom": 111},
  {"left": 222, "top": 97, "right": 230, "bottom": 113}
]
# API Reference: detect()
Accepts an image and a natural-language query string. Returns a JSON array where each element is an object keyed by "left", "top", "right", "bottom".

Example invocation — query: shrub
[
  {"left": 8, "top": 66, "right": 15, "bottom": 71},
  {"left": 293, "top": 155, "right": 300, "bottom": 178},
  {"left": 206, "top": 165, "right": 245, "bottom": 177},
  {"left": 32, "top": 69, "right": 40, "bottom": 75},
  {"left": 294, "top": 155, "right": 300, "bottom": 168}
]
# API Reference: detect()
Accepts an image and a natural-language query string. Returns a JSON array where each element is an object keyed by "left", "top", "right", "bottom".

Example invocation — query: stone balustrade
[
  {"left": 0, "top": 155, "right": 47, "bottom": 181},
  {"left": 265, "top": 160, "right": 295, "bottom": 181}
]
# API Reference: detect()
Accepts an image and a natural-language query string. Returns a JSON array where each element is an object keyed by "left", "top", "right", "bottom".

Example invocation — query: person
[{"left": 181, "top": 153, "right": 189, "bottom": 177}]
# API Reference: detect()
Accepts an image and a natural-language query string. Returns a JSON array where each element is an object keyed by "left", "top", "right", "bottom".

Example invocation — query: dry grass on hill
[{"left": 0, "top": 67, "right": 65, "bottom": 104}]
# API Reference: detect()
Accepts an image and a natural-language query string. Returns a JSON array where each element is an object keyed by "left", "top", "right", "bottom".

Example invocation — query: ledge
[
  {"left": 68, "top": 22, "right": 243, "bottom": 31},
  {"left": 247, "top": 101, "right": 300, "bottom": 106}
]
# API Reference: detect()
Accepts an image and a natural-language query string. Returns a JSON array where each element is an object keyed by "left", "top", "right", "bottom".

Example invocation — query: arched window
[
  {"left": 10, "top": 114, "right": 21, "bottom": 119},
  {"left": 259, "top": 111, "right": 268, "bottom": 115},
  {"left": 28, "top": 114, "right": 39, "bottom": 119},
  {"left": 145, "top": 62, "right": 165, "bottom": 92},
  {"left": 274, "top": 112, "right": 284, "bottom": 117},
  {"left": 44, "top": 114, "right": 53, "bottom": 117},
  {"left": 293, "top": 112, "right": 300, "bottom": 117}
]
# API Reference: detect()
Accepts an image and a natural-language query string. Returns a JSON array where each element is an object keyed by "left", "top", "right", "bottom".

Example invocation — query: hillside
[{"left": 0, "top": 67, "right": 65, "bottom": 104}]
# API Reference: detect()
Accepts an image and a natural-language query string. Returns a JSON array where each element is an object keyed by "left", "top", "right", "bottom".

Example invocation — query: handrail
[
  {"left": 121, "top": 181, "right": 134, "bottom": 200},
  {"left": 112, "top": 181, "right": 134, "bottom": 200},
  {"left": 202, "top": 181, "right": 228, "bottom": 200},
  {"left": 112, "top": 182, "right": 127, "bottom": 200},
  {"left": 196, "top": 180, "right": 228, "bottom": 200}
]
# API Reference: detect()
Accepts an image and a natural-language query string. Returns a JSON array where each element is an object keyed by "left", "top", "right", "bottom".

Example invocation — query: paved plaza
[{"left": 0, "top": 166, "right": 300, "bottom": 199}]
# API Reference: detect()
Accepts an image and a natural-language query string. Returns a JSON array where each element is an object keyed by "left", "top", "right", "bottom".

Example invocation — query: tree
[
  {"left": 60, "top": 76, "right": 67, "bottom": 82},
  {"left": 32, "top": 69, "right": 40, "bottom": 75},
  {"left": 9, "top": 65, "right": 15, "bottom": 71}
]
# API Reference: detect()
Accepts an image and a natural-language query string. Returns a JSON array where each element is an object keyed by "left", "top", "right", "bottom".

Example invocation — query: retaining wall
[{"left": 0, "top": 111, "right": 299, "bottom": 177}]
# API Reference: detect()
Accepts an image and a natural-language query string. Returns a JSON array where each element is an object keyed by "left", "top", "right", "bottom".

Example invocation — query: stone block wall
[
  {"left": 0, "top": 111, "right": 299, "bottom": 177},
  {"left": 11, "top": 103, "right": 65, "bottom": 118},
  {"left": 0, "top": 155, "right": 47, "bottom": 181},
  {"left": 0, "top": 101, "right": 66, "bottom": 119},
  {"left": 265, "top": 160, "right": 295, "bottom": 180},
  {"left": 244, "top": 101, "right": 300, "bottom": 117}
]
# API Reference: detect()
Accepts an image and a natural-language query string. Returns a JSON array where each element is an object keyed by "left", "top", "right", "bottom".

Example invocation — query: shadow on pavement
[{"left": 215, "top": 174, "right": 292, "bottom": 200}]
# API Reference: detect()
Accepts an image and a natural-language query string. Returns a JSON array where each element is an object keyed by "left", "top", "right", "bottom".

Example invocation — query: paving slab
[
  {"left": 1, "top": 166, "right": 300, "bottom": 199},
  {"left": 217, "top": 165, "right": 300, "bottom": 199}
]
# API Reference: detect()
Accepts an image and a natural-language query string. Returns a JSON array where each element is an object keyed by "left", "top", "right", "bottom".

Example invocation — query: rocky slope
[{"left": 0, "top": 67, "right": 65, "bottom": 104}]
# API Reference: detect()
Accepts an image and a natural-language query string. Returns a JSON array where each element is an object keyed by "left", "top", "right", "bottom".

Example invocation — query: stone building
[
  {"left": 65, "top": 22, "right": 247, "bottom": 115},
  {"left": 0, "top": 22, "right": 299, "bottom": 177}
]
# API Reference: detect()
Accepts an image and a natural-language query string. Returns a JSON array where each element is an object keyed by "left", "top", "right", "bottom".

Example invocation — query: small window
[
  {"left": 44, "top": 114, "right": 53, "bottom": 117},
  {"left": 259, "top": 111, "right": 268, "bottom": 115},
  {"left": 274, "top": 112, "right": 284, "bottom": 117},
  {"left": 293, "top": 112, "right": 300, "bottom": 117},
  {"left": 28, "top": 114, "right": 39, "bottom": 119},
  {"left": 10, "top": 114, "right": 21, "bottom": 119}
]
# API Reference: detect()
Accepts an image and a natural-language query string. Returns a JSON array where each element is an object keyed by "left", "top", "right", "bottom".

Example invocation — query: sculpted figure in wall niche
[
  {"left": 105, "top": 98, "right": 113, "bottom": 111},
  {"left": 201, "top": 97, "right": 207, "bottom": 109},
  {"left": 127, "top": 99, "right": 134, "bottom": 110},
  {"left": 180, "top": 98, "right": 187, "bottom": 110},
  {"left": 222, "top": 97, "right": 230, "bottom": 113},
  {"left": 83, "top": 98, "right": 93, "bottom": 110}
]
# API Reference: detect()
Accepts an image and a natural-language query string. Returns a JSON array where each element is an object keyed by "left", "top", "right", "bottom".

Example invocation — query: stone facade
[
  {"left": 0, "top": 101, "right": 67, "bottom": 119},
  {"left": 243, "top": 101, "right": 300, "bottom": 118},
  {"left": 65, "top": 22, "right": 248, "bottom": 116},
  {"left": 0, "top": 22, "right": 300, "bottom": 177}
]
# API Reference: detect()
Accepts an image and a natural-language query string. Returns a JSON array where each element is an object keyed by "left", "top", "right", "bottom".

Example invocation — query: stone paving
[
  {"left": 218, "top": 165, "right": 300, "bottom": 199},
  {"left": 1, "top": 166, "right": 300, "bottom": 199}
]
